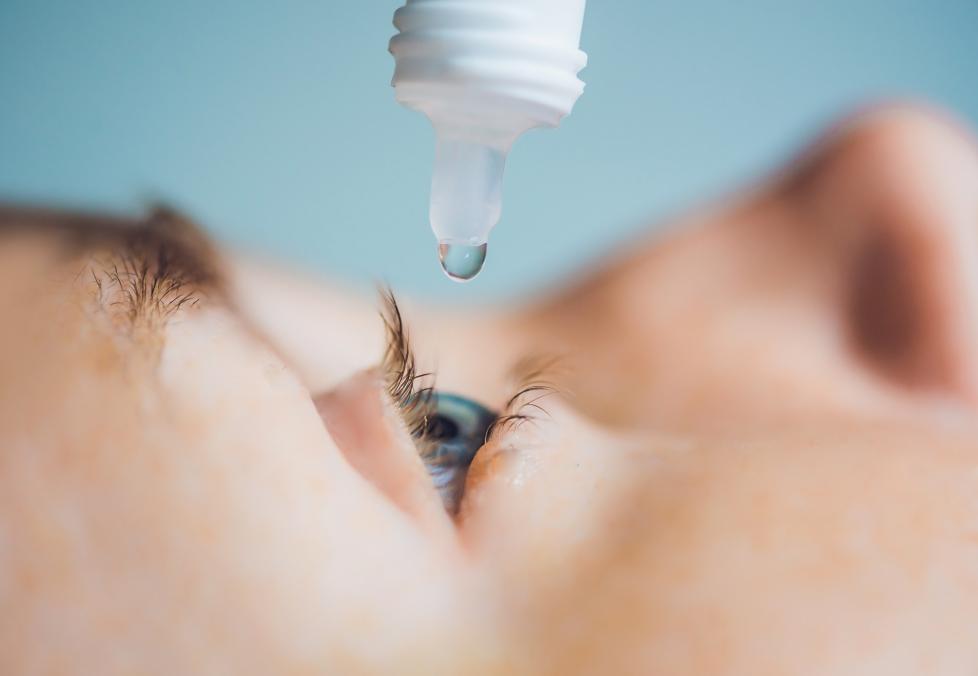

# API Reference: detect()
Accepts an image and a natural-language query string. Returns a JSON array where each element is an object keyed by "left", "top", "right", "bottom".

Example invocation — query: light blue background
[{"left": 2, "top": 1, "right": 976, "bottom": 299}]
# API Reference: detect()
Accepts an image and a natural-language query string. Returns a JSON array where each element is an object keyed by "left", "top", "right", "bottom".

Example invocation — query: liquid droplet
[{"left": 438, "top": 241, "right": 487, "bottom": 282}]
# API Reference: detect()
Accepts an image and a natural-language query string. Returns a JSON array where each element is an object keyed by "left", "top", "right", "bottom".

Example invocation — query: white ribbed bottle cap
[{"left": 390, "top": 0, "right": 587, "bottom": 134}]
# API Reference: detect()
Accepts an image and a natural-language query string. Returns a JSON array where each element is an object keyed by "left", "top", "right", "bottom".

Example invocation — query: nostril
[
  {"left": 787, "top": 104, "right": 978, "bottom": 402},
  {"left": 848, "top": 228, "right": 924, "bottom": 380}
]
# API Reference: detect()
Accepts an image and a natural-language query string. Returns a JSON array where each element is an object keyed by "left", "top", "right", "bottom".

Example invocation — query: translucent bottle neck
[
  {"left": 429, "top": 127, "right": 509, "bottom": 245},
  {"left": 427, "top": 122, "right": 515, "bottom": 282}
]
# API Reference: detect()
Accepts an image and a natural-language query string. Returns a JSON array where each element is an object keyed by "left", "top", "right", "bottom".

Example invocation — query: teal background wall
[{"left": 2, "top": 1, "right": 977, "bottom": 299}]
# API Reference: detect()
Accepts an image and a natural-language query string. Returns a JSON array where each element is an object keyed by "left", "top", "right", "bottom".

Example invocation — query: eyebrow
[{"left": 0, "top": 202, "right": 225, "bottom": 329}]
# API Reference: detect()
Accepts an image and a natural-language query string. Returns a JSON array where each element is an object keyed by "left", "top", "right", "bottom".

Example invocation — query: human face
[{"left": 2, "top": 104, "right": 978, "bottom": 674}]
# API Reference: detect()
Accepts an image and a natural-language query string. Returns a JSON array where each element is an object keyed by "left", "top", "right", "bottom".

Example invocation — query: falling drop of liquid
[{"left": 438, "top": 241, "right": 487, "bottom": 282}]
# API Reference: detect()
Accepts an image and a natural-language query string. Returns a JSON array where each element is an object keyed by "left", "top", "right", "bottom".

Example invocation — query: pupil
[{"left": 425, "top": 414, "right": 459, "bottom": 441}]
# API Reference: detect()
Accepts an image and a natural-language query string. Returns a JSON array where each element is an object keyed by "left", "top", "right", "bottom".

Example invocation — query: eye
[{"left": 421, "top": 392, "right": 497, "bottom": 514}]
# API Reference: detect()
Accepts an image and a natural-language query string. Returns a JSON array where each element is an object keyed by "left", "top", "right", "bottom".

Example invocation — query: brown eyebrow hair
[{"left": 0, "top": 202, "right": 225, "bottom": 328}]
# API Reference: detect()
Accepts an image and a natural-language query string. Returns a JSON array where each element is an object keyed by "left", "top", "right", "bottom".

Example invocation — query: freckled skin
[{"left": 2, "top": 103, "right": 978, "bottom": 674}]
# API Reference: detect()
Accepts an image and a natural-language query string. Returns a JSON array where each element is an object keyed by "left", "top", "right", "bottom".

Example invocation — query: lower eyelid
[
  {"left": 455, "top": 434, "right": 535, "bottom": 521},
  {"left": 458, "top": 395, "right": 583, "bottom": 516}
]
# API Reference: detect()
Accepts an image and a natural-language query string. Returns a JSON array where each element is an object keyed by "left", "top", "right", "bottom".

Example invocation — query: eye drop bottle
[{"left": 389, "top": 0, "right": 588, "bottom": 281}]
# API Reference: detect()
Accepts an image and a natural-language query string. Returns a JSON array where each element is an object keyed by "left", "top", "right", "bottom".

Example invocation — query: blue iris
[{"left": 422, "top": 393, "right": 497, "bottom": 514}]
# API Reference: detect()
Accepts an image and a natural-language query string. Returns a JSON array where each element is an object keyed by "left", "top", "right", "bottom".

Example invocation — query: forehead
[{"left": 0, "top": 205, "right": 371, "bottom": 551}]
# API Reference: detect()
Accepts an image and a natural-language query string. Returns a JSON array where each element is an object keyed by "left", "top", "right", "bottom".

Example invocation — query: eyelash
[
  {"left": 379, "top": 289, "right": 558, "bottom": 456},
  {"left": 486, "top": 355, "right": 560, "bottom": 442},
  {"left": 379, "top": 288, "right": 437, "bottom": 456}
]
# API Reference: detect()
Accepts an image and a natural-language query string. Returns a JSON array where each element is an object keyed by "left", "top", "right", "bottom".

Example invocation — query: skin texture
[{"left": 1, "top": 103, "right": 978, "bottom": 675}]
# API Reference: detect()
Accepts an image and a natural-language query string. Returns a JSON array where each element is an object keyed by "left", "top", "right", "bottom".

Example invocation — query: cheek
[{"left": 471, "top": 429, "right": 978, "bottom": 674}]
